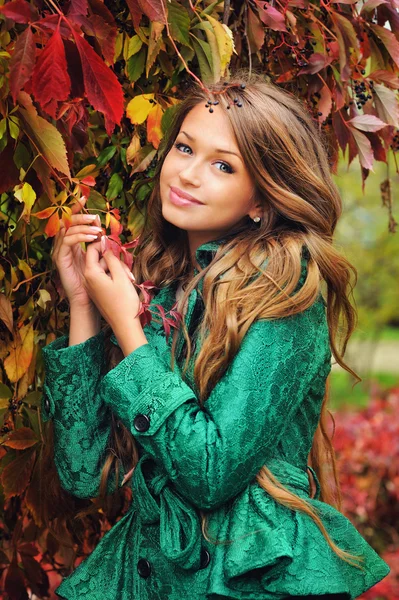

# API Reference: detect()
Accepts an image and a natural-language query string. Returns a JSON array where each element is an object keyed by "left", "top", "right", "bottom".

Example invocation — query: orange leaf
[
  {"left": 3, "top": 427, "right": 39, "bottom": 450},
  {"left": 147, "top": 103, "right": 163, "bottom": 149},
  {"left": 31, "top": 206, "right": 57, "bottom": 219},
  {"left": 45, "top": 211, "right": 61, "bottom": 237},
  {"left": 4, "top": 323, "right": 34, "bottom": 383}
]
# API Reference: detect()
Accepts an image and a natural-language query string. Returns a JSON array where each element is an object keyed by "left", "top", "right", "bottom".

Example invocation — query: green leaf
[
  {"left": 191, "top": 37, "right": 213, "bottom": 84},
  {"left": 97, "top": 145, "right": 117, "bottom": 167},
  {"left": 13, "top": 141, "right": 30, "bottom": 169},
  {"left": 168, "top": 0, "right": 191, "bottom": 48},
  {"left": 127, "top": 46, "right": 146, "bottom": 82},
  {"left": 23, "top": 406, "right": 41, "bottom": 439},
  {"left": 106, "top": 173, "right": 123, "bottom": 200},
  {"left": 23, "top": 391, "right": 42, "bottom": 407},
  {"left": 161, "top": 103, "right": 180, "bottom": 135},
  {"left": 8, "top": 116, "right": 19, "bottom": 140},
  {"left": 88, "top": 188, "right": 107, "bottom": 210},
  {"left": 19, "top": 98, "right": 71, "bottom": 179},
  {"left": 0, "top": 119, "right": 6, "bottom": 140},
  {"left": 127, "top": 35, "right": 143, "bottom": 60},
  {"left": 0, "top": 384, "right": 11, "bottom": 409}
]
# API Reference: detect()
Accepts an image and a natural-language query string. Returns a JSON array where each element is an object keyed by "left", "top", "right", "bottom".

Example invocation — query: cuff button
[
  {"left": 133, "top": 414, "right": 150, "bottom": 432},
  {"left": 44, "top": 397, "right": 50, "bottom": 413}
]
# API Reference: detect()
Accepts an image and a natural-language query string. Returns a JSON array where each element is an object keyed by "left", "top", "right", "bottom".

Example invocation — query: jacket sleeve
[
  {"left": 41, "top": 330, "right": 126, "bottom": 499},
  {"left": 100, "top": 294, "right": 332, "bottom": 511}
]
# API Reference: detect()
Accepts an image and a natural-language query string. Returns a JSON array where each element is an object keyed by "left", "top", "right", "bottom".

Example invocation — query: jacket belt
[
  {"left": 131, "top": 453, "right": 202, "bottom": 570},
  {"left": 131, "top": 454, "right": 320, "bottom": 571}
]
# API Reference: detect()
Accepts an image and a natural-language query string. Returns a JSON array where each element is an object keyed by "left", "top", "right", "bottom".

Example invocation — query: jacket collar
[{"left": 194, "top": 233, "right": 238, "bottom": 270}]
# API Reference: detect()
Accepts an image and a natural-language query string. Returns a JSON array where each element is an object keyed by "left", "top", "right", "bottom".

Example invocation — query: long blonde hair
[{"left": 72, "top": 69, "right": 362, "bottom": 567}]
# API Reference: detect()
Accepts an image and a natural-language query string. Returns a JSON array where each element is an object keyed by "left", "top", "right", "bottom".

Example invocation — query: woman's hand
[
  {"left": 51, "top": 197, "right": 103, "bottom": 308},
  {"left": 84, "top": 242, "right": 141, "bottom": 333}
]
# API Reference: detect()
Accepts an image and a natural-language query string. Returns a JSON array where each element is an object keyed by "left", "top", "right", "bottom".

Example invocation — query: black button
[
  {"left": 44, "top": 397, "right": 50, "bottom": 413},
  {"left": 137, "top": 558, "right": 151, "bottom": 578},
  {"left": 133, "top": 414, "right": 150, "bottom": 432},
  {"left": 199, "top": 548, "right": 210, "bottom": 569}
]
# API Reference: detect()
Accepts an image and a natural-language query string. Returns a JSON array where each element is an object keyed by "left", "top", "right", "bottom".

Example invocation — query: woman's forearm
[{"left": 69, "top": 301, "right": 101, "bottom": 347}]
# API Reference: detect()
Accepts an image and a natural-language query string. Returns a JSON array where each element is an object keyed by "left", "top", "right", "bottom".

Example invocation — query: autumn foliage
[
  {"left": 333, "top": 387, "right": 399, "bottom": 598},
  {"left": 0, "top": 0, "right": 399, "bottom": 596}
]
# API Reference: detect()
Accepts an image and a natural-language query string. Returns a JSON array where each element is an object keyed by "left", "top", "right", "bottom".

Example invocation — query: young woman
[{"left": 42, "top": 69, "right": 389, "bottom": 599}]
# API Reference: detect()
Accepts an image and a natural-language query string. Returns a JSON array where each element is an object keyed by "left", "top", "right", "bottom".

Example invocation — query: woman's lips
[{"left": 169, "top": 188, "right": 203, "bottom": 207}]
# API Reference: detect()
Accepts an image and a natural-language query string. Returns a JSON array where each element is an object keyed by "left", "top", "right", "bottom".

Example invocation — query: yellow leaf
[
  {"left": 37, "top": 289, "right": 51, "bottom": 310},
  {"left": 17, "top": 259, "right": 32, "bottom": 280},
  {"left": 4, "top": 323, "right": 34, "bottom": 383},
  {"left": 126, "top": 94, "right": 155, "bottom": 125},
  {"left": 0, "top": 293, "right": 13, "bottom": 334},
  {"left": 147, "top": 103, "right": 163, "bottom": 150},
  {"left": 0, "top": 264, "right": 5, "bottom": 280},
  {"left": 75, "top": 164, "right": 98, "bottom": 179},
  {"left": 203, "top": 14, "right": 233, "bottom": 77},
  {"left": 114, "top": 31, "right": 124, "bottom": 62},
  {"left": 126, "top": 134, "right": 141, "bottom": 166},
  {"left": 13, "top": 182, "right": 36, "bottom": 223}
]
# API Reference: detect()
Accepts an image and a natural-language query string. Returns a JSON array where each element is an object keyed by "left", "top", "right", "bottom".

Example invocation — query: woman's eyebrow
[{"left": 179, "top": 130, "right": 243, "bottom": 161}]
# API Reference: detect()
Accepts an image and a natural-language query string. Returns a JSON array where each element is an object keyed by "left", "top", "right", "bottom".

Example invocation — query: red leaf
[
  {"left": 3, "top": 427, "right": 39, "bottom": 450},
  {"left": 347, "top": 114, "right": 386, "bottom": 132},
  {"left": 370, "top": 69, "right": 399, "bottom": 89},
  {"left": 18, "top": 543, "right": 39, "bottom": 557},
  {"left": 0, "top": 0, "right": 36, "bottom": 24},
  {"left": 80, "top": 175, "right": 96, "bottom": 186},
  {"left": 371, "top": 23, "right": 399, "bottom": 69},
  {"left": 5, "top": 558, "right": 29, "bottom": 600},
  {"left": 255, "top": 1, "right": 287, "bottom": 32},
  {"left": 74, "top": 14, "right": 117, "bottom": 64},
  {"left": 298, "top": 52, "right": 333, "bottom": 75},
  {"left": 70, "top": 28, "right": 124, "bottom": 135},
  {"left": 9, "top": 26, "right": 36, "bottom": 104},
  {"left": 126, "top": 0, "right": 143, "bottom": 29},
  {"left": 136, "top": 0, "right": 166, "bottom": 24},
  {"left": 68, "top": 0, "right": 88, "bottom": 17},
  {"left": 1, "top": 448, "right": 36, "bottom": 499},
  {"left": 348, "top": 126, "right": 375, "bottom": 170},
  {"left": 0, "top": 141, "right": 20, "bottom": 193},
  {"left": 32, "top": 26, "right": 71, "bottom": 119}
]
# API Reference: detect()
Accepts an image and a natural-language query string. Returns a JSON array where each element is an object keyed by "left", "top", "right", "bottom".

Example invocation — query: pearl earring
[{"left": 252, "top": 216, "right": 261, "bottom": 223}]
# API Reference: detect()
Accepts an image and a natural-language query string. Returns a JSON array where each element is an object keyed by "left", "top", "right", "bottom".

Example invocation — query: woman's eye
[{"left": 173, "top": 142, "right": 234, "bottom": 174}]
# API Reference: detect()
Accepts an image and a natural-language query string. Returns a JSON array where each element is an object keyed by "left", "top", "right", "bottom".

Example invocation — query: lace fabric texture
[{"left": 41, "top": 240, "right": 390, "bottom": 599}]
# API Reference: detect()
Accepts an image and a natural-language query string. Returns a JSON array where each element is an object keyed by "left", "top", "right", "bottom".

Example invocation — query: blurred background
[{"left": 330, "top": 151, "right": 399, "bottom": 411}]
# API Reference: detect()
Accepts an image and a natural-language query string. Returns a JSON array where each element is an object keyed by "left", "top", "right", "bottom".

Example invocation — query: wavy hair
[{"left": 43, "top": 68, "right": 363, "bottom": 568}]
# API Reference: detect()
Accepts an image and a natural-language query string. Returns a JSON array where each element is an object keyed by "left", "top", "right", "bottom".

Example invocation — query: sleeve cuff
[
  {"left": 41, "top": 330, "right": 106, "bottom": 422},
  {"left": 100, "top": 343, "right": 195, "bottom": 436}
]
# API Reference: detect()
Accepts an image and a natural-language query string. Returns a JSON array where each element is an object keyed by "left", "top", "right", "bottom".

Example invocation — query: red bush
[{"left": 332, "top": 386, "right": 399, "bottom": 599}]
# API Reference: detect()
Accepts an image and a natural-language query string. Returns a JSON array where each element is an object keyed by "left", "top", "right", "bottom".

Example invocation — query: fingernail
[
  {"left": 84, "top": 215, "right": 96, "bottom": 221},
  {"left": 100, "top": 236, "right": 106, "bottom": 253},
  {"left": 129, "top": 272, "right": 135, "bottom": 281}
]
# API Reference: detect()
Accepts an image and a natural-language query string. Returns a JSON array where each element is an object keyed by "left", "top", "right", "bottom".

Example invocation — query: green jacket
[{"left": 41, "top": 238, "right": 389, "bottom": 600}]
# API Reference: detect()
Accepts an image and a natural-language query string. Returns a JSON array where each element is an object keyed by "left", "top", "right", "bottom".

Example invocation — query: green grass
[
  {"left": 329, "top": 370, "right": 399, "bottom": 411},
  {"left": 351, "top": 326, "right": 399, "bottom": 342}
]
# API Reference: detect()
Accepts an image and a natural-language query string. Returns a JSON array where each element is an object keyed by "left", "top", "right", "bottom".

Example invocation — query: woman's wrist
[
  {"left": 112, "top": 317, "right": 148, "bottom": 357},
  {"left": 69, "top": 301, "right": 101, "bottom": 347}
]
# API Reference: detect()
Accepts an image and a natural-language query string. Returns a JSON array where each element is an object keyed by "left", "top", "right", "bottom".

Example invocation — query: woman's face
[{"left": 160, "top": 103, "right": 260, "bottom": 249}]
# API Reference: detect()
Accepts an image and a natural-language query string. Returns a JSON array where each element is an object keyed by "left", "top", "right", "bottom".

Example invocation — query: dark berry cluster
[
  {"left": 391, "top": 130, "right": 399, "bottom": 151},
  {"left": 354, "top": 80, "right": 373, "bottom": 109},
  {"left": 204, "top": 83, "right": 246, "bottom": 112}
]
